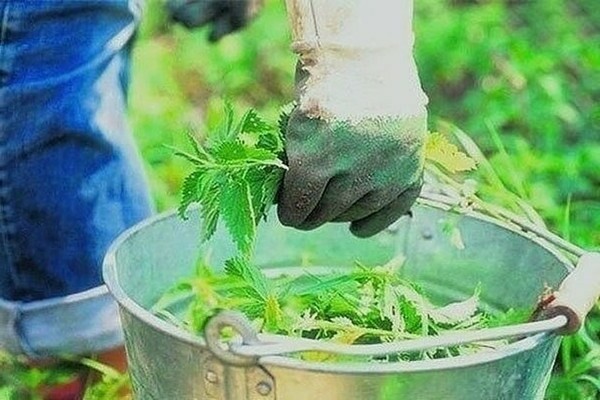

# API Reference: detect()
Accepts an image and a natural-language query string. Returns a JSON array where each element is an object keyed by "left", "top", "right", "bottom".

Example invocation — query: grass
[
  {"left": 1, "top": 0, "right": 598, "bottom": 399},
  {"left": 0, "top": 354, "right": 130, "bottom": 400}
]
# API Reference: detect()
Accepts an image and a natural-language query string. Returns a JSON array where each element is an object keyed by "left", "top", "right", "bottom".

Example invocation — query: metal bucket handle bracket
[
  {"left": 204, "top": 311, "right": 261, "bottom": 367},
  {"left": 539, "top": 252, "right": 600, "bottom": 335}
]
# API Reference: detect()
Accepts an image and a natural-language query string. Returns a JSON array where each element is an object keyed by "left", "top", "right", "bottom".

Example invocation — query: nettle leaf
[
  {"left": 178, "top": 169, "right": 208, "bottom": 219},
  {"left": 185, "top": 129, "right": 212, "bottom": 161},
  {"left": 278, "top": 103, "right": 295, "bottom": 136},
  {"left": 263, "top": 294, "right": 284, "bottom": 332},
  {"left": 255, "top": 103, "right": 291, "bottom": 160},
  {"left": 425, "top": 132, "right": 477, "bottom": 173},
  {"left": 485, "top": 307, "right": 531, "bottom": 328},
  {"left": 151, "top": 280, "right": 194, "bottom": 313},
  {"left": 178, "top": 168, "right": 222, "bottom": 240},
  {"left": 171, "top": 147, "right": 205, "bottom": 165},
  {"left": 398, "top": 298, "right": 422, "bottom": 333},
  {"left": 200, "top": 180, "right": 221, "bottom": 240},
  {"left": 224, "top": 256, "right": 269, "bottom": 300},
  {"left": 176, "top": 106, "right": 287, "bottom": 256},
  {"left": 220, "top": 177, "right": 256, "bottom": 255},
  {"left": 245, "top": 167, "right": 284, "bottom": 223},
  {"left": 380, "top": 284, "right": 405, "bottom": 333},
  {"left": 214, "top": 141, "right": 283, "bottom": 167},
  {"left": 237, "top": 109, "right": 272, "bottom": 135},
  {"left": 257, "top": 132, "right": 283, "bottom": 153},
  {"left": 213, "top": 141, "right": 249, "bottom": 162},
  {"left": 208, "top": 100, "right": 237, "bottom": 147},
  {"left": 262, "top": 168, "right": 284, "bottom": 214},
  {"left": 394, "top": 284, "right": 431, "bottom": 331},
  {"left": 245, "top": 168, "right": 268, "bottom": 223}
]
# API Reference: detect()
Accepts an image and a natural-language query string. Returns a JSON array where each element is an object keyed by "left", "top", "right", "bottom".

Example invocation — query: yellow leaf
[
  {"left": 300, "top": 350, "right": 333, "bottom": 362},
  {"left": 332, "top": 330, "right": 365, "bottom": 345},
  {"left": 300, "top": 330, "right": 365, "bottom": 362},
  {"left": 425, "top": 132, "right": 477, "bottom": 173},
  {"left": 264, "top": 294, "right": 283, "bottom": 332}
]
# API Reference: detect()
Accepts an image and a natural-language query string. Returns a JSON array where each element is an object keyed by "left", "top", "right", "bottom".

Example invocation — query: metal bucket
[{"left": 103, "top": 200, "right": 575, "bottom": 400}]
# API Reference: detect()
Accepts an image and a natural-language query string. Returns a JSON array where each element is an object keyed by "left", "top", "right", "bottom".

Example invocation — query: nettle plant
[{"left": 154, "top": 103, "right": 529, "bottom": 361}]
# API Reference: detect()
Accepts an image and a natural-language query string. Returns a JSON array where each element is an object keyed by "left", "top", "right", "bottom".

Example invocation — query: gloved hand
[
  {"left": 278, "top": 104, "right": 426, "bottom": 238},
  {"left": 167, "top": 0, "right": 260, "bottom": 42},
  {"left": 278, "top": 0, "right": 428, "bottom": 237}
]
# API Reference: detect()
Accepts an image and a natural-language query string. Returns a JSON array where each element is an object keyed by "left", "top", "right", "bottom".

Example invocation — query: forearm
[{"left": 284, "top": 0, "right": 428, "bottom": 122}]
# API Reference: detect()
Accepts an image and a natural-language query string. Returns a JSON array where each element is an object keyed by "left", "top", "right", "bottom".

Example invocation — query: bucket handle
[
  {"left": 204, "top": 252, "right": 600, "bottom": 365},
  {"left": 204, "top": 311, "right": 568, "bottom": 364},
  {"left": 204, "top": 310, "right": 262, "bottom": 367}
]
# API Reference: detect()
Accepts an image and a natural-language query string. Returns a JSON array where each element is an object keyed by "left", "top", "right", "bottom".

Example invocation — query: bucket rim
[{"left": 102, "top": 201, "right": 572, "bottom": 374}]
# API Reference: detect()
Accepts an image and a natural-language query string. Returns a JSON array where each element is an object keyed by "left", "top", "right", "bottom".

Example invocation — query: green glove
[
  {"left": 278, "top": 107, "right": 426, "bottom": 238},
  {"left": 167, "top": 0, "right": 259, "bottom": 42}
]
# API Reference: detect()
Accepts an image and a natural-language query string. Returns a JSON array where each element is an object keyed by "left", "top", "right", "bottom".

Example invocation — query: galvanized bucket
[{"left": 103, "top": 197, "right": 596, "bottom": 400}]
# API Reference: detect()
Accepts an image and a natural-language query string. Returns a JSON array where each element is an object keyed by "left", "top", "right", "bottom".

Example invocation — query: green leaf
[
  {"left": 151, "top": 280, "right": 194, "bottom": 313},
  {"left": 224, "top": 257, "right": 271, "bottom": 320},
  {"left": 213, "top": 141, "right": 248, "bottom": 162},
  {"left": 485, "top": 307, "right": 532, "bottom": 328},
  {"left": 237, "top": 109, "right": 272, "bottom": 135},
  {"left": 200, "top": 180, "right": 221, "bottom": 240},
  {"left": 178, "top": 168, "right": 222, "bottom": 240},
  {"left": 169, "top": 145, "right": 206, "bottom": 165},
  {"left": 176, "top": 106, "right": 287, "bottom": 256},
  {"left": 214, "top": 141, "right": 279, "bottom": 165},
  {"left": 263, "top": 294, "right": 283, "bottom": 332},
  {"left": 178, "top": 169, "right": 206, "bottom": 219},
  {"left": 245, "top": 168, "right": 268, "bottom": 223},
  {"left": 278, "top": 103, "right": 294, "bottom": 137},
  {"left": 186, "top": 129, "right": 213, "bottom": 161},
  {"left": 288, "top": 273, "right": 357, "bottom": 297},
  {"left": 208, "top": 100, "right": 236, "bottom": 147},
  {"left": 224, "top": 257, "right": 267, "bottom": 297},
  {"left": 261, "top": 168, "right": 284, "bottom": 212},
  {"left": 380, "top": 284, "right": 404, "bottom": 334},
  {"left": 257, "top": 132, "right": 283, "bottom": 153},
  {"left": 398, "top": 298, "right": 422, "bottom": 334},
  {"left": 219, "top": 177, "right": 256, "bottom": 255},
  {"left": 244, "top": 167, "right": 284, "bottom": 223}
]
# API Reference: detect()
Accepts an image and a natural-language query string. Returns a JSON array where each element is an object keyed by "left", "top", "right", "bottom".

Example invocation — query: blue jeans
[{"left": 0, "top": 0, "right": 154, "bottom": 358}]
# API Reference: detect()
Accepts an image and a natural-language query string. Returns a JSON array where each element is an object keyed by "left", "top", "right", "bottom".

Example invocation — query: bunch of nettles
[{"left": 176, "top": 102, "right": 288, "bottom": 255}]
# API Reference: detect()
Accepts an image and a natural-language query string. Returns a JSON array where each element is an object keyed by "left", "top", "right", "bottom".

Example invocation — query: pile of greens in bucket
[{"left": 153, "top": 103, "right": 529, "bottom": 361}]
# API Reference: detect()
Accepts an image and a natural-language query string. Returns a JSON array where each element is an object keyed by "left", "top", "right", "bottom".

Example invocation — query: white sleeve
[{"left": 285, "top": 0, "right": 428, "bottom": 123}]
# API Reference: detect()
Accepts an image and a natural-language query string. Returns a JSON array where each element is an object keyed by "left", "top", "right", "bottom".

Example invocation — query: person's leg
[{"left": 0, "top": 0, "right": 152, "bottom": 389}]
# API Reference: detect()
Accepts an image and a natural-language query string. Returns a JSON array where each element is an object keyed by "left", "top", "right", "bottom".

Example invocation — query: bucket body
[{"left": 104, "top": 203, "right": 571, "bottom": 400}]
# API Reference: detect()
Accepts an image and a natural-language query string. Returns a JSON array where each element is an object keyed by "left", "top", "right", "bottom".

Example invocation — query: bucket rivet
[
  {"left": 205, "top": 370, "right": 219, "bottom": 384},
  {"left": 256, "top": 381, "right": 272, "bottom": 396},
  {"left": 422, "top": 229, "right": 433, "bottom": 240}
]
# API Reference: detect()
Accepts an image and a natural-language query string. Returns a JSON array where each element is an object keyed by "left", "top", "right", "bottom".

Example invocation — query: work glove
[
  {"left": 278, "top": 0, "right": 429, "bottom": 238},
  {"left": 167, "top": 0, "right": 261, "bottom": 42}
]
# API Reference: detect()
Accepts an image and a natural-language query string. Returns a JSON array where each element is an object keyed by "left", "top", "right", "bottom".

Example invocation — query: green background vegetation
[{"left": 2, "top": 0, "right": 599, "bottom": 399}]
